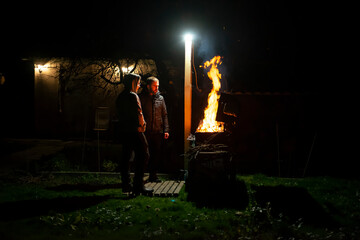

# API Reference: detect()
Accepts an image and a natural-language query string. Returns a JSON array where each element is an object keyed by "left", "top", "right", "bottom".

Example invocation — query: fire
[{"left": 196, "top": 56, "right": 224, "bottom": 132}]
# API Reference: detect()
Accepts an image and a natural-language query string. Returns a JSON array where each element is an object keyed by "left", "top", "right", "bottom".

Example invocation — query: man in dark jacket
[
  {"left": 116, "top": 73, "right": 153, "bottom": 194},
  {"left": 139, "top": 76, "right": 169, "bottom": 182}
]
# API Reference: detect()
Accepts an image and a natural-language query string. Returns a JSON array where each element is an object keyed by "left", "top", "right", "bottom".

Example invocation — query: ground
[{"left": 0, "top": 139, "right": 359, "bottom": 239}]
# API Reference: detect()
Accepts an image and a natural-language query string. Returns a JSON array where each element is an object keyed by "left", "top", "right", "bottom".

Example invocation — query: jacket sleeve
[
  {"left": 162, "top": 99, "right": 170, "bottom": 133},
  {"left": 135, "top": 94, "right": 147, "bottom": 132}
]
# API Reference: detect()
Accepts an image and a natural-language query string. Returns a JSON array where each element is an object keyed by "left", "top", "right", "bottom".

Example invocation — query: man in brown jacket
[{"left": 139, "top": 76, "right": 169, "bottom": 182}]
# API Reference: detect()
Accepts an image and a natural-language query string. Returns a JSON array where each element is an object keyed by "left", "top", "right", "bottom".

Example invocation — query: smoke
[
  {"left": 196, "top": 37, "right": 228, "bottom": 91},
  {"left": 197, "top": 38, "right": 216, "bottom": 62}
]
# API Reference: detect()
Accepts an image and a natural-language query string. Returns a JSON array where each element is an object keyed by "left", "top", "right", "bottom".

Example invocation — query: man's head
[
  {"left": 123, "top": 73, "right": 141, "bottom": 93},
  {"left": 146, "top": 76, "right": 159, "bottom": 96}
]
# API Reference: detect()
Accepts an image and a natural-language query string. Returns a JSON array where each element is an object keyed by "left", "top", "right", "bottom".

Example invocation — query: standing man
[
  {"left": 116, "top": 73, "right": 153, "bottom": 194},
  {"left": 140, "top": 76, "right": 169, "bottom": 182}
]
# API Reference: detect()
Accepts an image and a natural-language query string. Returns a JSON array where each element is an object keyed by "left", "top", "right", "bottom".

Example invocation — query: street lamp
[
  {"left": 184, "top": 33, "right": 193, "bottom": 42},
  {"left": 184, "top": 33, "right": 193, "bottom": 168}
]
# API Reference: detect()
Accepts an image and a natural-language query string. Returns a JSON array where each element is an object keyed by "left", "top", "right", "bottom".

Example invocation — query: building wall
[
  {"left": 215, "top": 92, "right": 321, "bottom": 177},
  {"left": 34, "top": 64, "right": 60, "bottom": 137},
  {"left": 33, "top": 58, "right": 159, "bottom": 139}
]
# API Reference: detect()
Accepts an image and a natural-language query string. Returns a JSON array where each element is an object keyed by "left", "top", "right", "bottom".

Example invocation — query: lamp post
[{"left": 184, "top": 33, "right": 193, "bottom": 169}]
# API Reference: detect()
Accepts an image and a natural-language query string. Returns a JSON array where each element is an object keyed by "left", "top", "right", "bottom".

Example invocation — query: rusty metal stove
[
  {"left": 184, "top": 92, "right": 248, "bottom": 207},
  {"left": 185, "top": 139, "right": 244, "bottom": 208},
  {"left": 186, "top": 91, "right": 239, "bottom": 183},
  {"left": 186, "top": 133, "right": 235, "bottom": 191}
]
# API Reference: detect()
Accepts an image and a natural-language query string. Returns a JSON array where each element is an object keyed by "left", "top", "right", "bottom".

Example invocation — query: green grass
[
  {"left": 0, "top": 174, "right": 359, "bottom": 239},
  {"left": 238, "top": 174, "right": 360, "bottom": 226}
]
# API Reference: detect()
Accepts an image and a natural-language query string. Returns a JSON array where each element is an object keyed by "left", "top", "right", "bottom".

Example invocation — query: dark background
[
  {"left": 2, "top": 0, "right": 331, "bottom": 91},
  {"left": 0, "top": 0, "right": 355, "bottom": 177}
]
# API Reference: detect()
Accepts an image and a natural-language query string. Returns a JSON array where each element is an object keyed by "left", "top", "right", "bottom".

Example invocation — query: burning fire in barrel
[
  {"left": 187, "top": 56, "right": 238, "bottom": 205},
  {"left": 196, "top": 56, "right": 225, "bottom": 133}
]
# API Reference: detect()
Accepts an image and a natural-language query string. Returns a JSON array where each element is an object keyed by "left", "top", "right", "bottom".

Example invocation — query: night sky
[{"left": 2, "top": 0, "right": 331, "bottom": 92}]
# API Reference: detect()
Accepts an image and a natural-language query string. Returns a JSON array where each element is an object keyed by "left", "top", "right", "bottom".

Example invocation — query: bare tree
[{"left": 55, "top": 57, "right": 139, "bottom": 94}]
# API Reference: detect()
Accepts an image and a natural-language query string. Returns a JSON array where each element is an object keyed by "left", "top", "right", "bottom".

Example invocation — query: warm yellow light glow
[
  {"left": 108, "top": 65, "right": 135, "bottom": 82},
  {"left": 35, "top": 64, "right": 49, "bottom": 73},
  {"left": 121, "top": 65, "right": 134, "bottom": 73},
  {"left": 196, "top": 56, "right": 224, "bottom": 133}
]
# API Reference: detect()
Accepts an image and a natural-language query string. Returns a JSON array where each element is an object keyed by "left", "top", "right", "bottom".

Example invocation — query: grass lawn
[{"left": 0, "top": 173, "right": 359, "bottom": 239}]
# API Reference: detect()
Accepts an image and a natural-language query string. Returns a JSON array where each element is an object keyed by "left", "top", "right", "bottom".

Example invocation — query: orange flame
[{"left": 196, "top": 56, "right": 224, "bottom": 133}]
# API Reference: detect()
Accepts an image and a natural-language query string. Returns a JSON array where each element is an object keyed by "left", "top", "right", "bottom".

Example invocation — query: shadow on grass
[
  {"left": 0, "top": 195, "right": 110, "bottom": 221},
  {"left": 252, "top": 185, "right": 338, "bottom": 227},
  {"left": 186, "top": 179, "right": 249, "bottom": 210},
  {"left": 46, "top": 183, "right": 122, "bottom": 192}
]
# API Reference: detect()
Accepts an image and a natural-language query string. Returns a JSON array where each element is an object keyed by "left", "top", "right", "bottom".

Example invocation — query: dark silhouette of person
[
  {"left": 139, "top": 76, "right": 169, "bottom": 182},
  {"left": 115, "top": 73, "right": 153, "bottom": 194}
]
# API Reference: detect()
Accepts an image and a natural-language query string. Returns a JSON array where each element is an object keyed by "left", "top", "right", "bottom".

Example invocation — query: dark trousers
[
  {"left": 146, "top": 133, "right": 163, "bottom": 179},
  {"left": 120, "top": 132, "right": 149, "bottom": 188}
]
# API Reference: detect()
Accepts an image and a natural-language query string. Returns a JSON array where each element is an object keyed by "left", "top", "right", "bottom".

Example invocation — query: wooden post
[
  {"left": 303, "top": 132, "right": 317, "bottom": 177},
  {"left": 184, "top": 35, "right": 193, "bottom": 170},
  {"left": 276, "top": 121, "right": 281, "bottom": 177}
]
